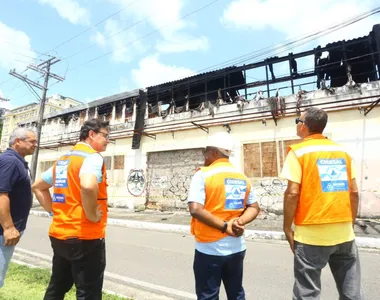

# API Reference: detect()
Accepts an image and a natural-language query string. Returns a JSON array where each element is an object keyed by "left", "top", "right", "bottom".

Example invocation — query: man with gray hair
[{"left": 0, "top": 127, "right": 37, "bottom": 288}]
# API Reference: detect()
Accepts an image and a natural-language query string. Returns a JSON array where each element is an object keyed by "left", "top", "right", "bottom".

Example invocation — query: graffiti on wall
[
  {"left": 127, "top": 169, "right": 145, "bottom": 196},
  {"left": 151, "top": 176, "right": 168, "bottom": 189},
  {"left": 162, "top": 173, "right": 192, "bottom": 202},
  {"left": 146, "top": 148, "right": 203, "bottom": 206},
  {"left": 256, "top": 178, "right": 286, "bottom": 210}
]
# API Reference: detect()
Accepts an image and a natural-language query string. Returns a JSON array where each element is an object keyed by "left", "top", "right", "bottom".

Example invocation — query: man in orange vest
[
  {"left": 188, "top": 132, "right": 260, "bottom": 300},
  {"left": 281, "top": 107, "right": 362, "bottom": 299},
  {"left": 32, "top": 118, "right": 110, "bottom": 300}
]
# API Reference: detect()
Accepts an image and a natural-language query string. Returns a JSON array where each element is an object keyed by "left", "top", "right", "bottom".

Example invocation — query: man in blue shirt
[{"left": 0, "top": 127, "right": 38, "bottom": 288}]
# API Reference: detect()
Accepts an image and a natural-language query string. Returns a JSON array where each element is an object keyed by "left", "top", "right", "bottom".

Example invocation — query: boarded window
[
  {"left": 279, "top": 139, "right": 300, "bottom": 169},
  {"left": 114, "top": 155, "right": 124, "bottom": 170},
  {"left": 243, "top": 143, "right": 261, "bottom": 177},
  {"left": 244, "top": 138, "right": 300, "bottom": 178},
  {"left": 262, "top": 141, "right": 277, "bottom": 177}
]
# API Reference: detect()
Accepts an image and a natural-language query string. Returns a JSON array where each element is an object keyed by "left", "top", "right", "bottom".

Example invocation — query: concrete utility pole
[{"left": 9, "top": 57, "right": 64, "bottom": 182}]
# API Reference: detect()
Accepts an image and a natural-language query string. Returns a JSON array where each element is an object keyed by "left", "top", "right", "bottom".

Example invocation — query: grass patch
[{"left": 0, "top": 263, "right": 130, "bottom": 300}]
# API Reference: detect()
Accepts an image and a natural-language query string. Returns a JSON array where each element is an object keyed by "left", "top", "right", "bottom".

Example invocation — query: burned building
[{"left": 21, "top": 24, "right": 380, "bottom": 217}]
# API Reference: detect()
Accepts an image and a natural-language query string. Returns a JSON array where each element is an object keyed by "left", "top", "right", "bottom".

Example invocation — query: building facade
[
  {"left": 22, "top": 81, "right": 380, "bottom": 218},
  {"left": 19, "top": 24, "right": 380, "bottom": 217}
]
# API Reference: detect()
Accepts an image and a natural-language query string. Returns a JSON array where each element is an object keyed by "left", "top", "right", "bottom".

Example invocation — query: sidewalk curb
[{"left": 30, "top": 210, "right": 380, "bottom": 249}]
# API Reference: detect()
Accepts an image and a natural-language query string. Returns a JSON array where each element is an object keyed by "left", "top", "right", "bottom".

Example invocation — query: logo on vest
[
  {"left": 53, "top": 193, "right": 65, "bottom": 203},
  {"left": 55, "top": 160, "right": 69, "bottom": 188},
  {"left": 224, "top": 178, "right": 246, "bottom": 210},
  {"left": 317, "top": 158, "right": 349, "bottom": 192}
]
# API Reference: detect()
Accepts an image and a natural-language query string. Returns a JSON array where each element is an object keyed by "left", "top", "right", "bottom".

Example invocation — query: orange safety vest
[
  {"left": 288, "top": 134, "right": 353, "bottom": 225},
  {"left": 49, "top": 143, "right": 108, "bottom": 240},
  {"left": 190, "top": 158, "right": 251, "bottom": 242}
]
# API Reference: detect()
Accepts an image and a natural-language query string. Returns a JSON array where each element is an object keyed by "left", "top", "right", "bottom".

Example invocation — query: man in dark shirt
[{"left": 0, "top": 127, "right": 37, "bottom": 288}]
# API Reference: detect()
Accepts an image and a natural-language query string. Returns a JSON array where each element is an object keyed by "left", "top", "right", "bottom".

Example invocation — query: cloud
[
  {"left": 92, "top": 31, "right": 106, "bottom": 48},
  {"left": 38, "top": 0, "right": 90, "bottom": 25},
  {"left": 221, "top": 0, "right": 378, "bottom": 48},
  {"left": 156, "top": 35, "right": 209, "bottom": 53},
  {"left": 92, "top": 19, "right": 144, "bottom": 63},
  {"left": 131, "top": 55, "right": 195, "bottom": 88},
  {"left": 107, "top": 0, "right": 209, "bottom": 54},
  {"left": 0, "top": 22, "right": 35, "bottom": 71}
]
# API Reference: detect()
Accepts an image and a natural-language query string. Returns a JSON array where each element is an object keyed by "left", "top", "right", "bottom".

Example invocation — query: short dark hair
[
  {"left": 304, "top": 107, "right": 328, "bottom": 134},
  {"left": 79, "top": 118, "right": 110, "bottom": 141}
]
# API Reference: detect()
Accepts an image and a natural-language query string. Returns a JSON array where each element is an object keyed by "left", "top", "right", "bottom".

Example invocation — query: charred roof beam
[
  {"left": 191, "top": 121, "right": 209, "bottom": 133},
  {"left": 364, "top": 97, "right": 380, "bottom": 116}
]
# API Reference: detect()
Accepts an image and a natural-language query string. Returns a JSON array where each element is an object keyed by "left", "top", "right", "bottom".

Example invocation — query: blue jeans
[
  {"left": 0, "top": 231, "right": 23, "bottom": 288},
  {"left": 193, "top": 249, "right": 246, "bottom": 300}
]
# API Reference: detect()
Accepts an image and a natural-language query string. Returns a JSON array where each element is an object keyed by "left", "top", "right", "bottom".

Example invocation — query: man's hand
[
  {"left": 3, "top": 226, "right": 20, "bottom": 246},
  {"left": 232, "top": 218, "right": 245, "bottom": 237},
  {"left": 225, "top": 219, "right": 244, "bottom": 237},
  {"left": 284, "top": 229, "right": 295, "bottom": 253},
  {"left": 95, "top": 204, "right": 103, "bottom": 222}
]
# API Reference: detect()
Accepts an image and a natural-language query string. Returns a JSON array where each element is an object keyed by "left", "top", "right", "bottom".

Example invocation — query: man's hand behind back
[{"left": 226, "top": 218, "right": 245, "bottom": 237}]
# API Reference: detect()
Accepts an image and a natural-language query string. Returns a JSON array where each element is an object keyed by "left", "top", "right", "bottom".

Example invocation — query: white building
[
  {"left": 19, "top": 25, "right": 380, "bottom": 217},
  {"left": 20, "top": 81, "right": 380, "bottom": 218},
  {"left": 0, "top": 94, "right": 81, "bottom": 151}
]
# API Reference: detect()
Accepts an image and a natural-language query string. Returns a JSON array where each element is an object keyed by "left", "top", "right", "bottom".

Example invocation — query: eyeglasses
[
  {"left": 295, "top": 117, "right": 304, "bottom": 125},
  {"left": 97, "top": 131, "right": 110, "bottom": 140}
]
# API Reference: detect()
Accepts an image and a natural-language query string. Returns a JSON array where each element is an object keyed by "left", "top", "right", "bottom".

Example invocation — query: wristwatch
[{"left": 221, "top": 221, "right": 228, "bottom": 233}]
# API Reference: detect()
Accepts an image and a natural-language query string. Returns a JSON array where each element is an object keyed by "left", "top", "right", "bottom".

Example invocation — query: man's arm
[
  {"left": 187, "top": 171, "right": 235, "bottom": 235},
  {"left": 238, "top": 187, "right": 260, "bottom": 226},
  {"left": 0, "top": 193, "right": 20, "bottom": 246},
  {"left": 283, "top": 180, "right": 300, "bottom": 253},
  {"left": 238, "top": 203, "right": 260, "bottom": 226},
  {"left": 80, "top": 153, "right": 104, "bottom": 223},
  {"left": 350, "top": 178, "right": 359, "bottom": 227},
  {"left": 280, "top": 150, "right": 302, "bottom": 253},
  {"left": 0, "top": 159, "right": 21, "bottom": 246},
  {"left": 81, "top": 173, "right": 101, "bottom": 223},
  {"left": 31, "top": 179, "right": 53, "bottom": 213},
  {"left": 283, "top": 180, "right": 300, "bottom": 231}
]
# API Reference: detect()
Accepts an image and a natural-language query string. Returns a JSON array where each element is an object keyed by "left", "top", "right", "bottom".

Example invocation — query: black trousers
[
  {"left": 44, "top": 236, "right": 106, "bottom": 300},
  {"left": 193, "top": 250, "right": 246, "bottom": 300}
]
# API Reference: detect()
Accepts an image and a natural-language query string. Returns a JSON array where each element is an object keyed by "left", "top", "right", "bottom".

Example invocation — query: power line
[
  {"left": 44, "top": 0, "right": 139, "bottom": 55},
  {"left": 63, "top": 15, "right": 150, "bottom": 61},
  {"left": 146, "top": 6, "right": 380, "bottom": 100},
  {"left": 68, "top": 0, "right": 221, "bottom": 71},
  {"left": 9, "top": 57, "right": 65, "bottom": 181},
  {"left": 197, "top": 6, "right": 380, "bottom": 74}
]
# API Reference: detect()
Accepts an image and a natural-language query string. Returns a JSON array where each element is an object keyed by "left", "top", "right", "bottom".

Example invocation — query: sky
[{"left": 0, "top": 0, "right": 379, "bottom": 110}]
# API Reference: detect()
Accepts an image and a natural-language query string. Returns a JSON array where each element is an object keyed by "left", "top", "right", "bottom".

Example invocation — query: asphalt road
[{"left": 15, "top": 216, "right": 380, "bottom": 300}]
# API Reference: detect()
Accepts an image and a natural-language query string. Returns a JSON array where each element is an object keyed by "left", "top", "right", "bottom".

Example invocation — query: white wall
[{"left": 35, "top": 106, "right": 380, "bottom": 217}]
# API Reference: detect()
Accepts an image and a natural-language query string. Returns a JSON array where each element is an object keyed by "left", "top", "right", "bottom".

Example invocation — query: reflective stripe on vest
[
  {"left": 288, "top": 134, "right": 353, "bottom": 225},
  {"left": 49, "top": 143, "right": 108, "bottom": 240},
  {"left": 191, "top": 158, "right": 251, "bottom": 242}
]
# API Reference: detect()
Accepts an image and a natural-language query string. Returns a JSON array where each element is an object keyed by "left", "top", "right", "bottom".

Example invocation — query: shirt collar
[
  {"left": 5, "top": 148, "right": 28, "bottom": 167},
  {"left": 77, "top": 142, "right": 95, "bottom": 150},
  {"left": 210, "top": 158, "right": 230, "bottom": 166}
]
